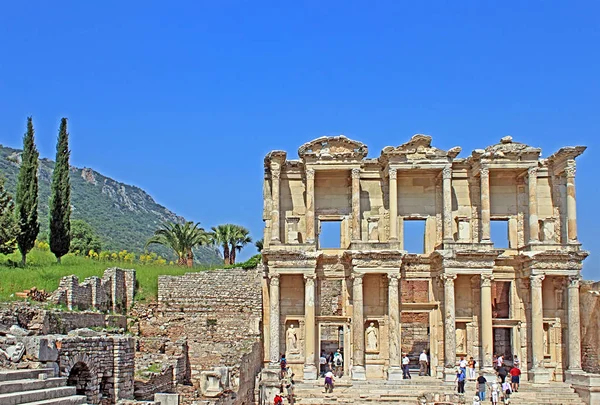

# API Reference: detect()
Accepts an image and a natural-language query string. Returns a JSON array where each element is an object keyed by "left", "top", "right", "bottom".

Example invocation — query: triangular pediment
[
  {"left": 471, "top": 136, "right": 541, "bottom": 162},
  {"left": 298, "top": 135, "right": 368, "bottom": 161},
  {"left": 380, "top": 134, "right": 461, "bottom": 163}
]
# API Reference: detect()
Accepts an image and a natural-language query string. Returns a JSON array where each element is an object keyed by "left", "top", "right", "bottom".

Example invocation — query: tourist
[
  {"left": 280, "top": 354, "right": 287, "bottom": 379},
  {"left": 490, "top": 380, "right": 500, "bottom": 405},
  {"left": 509, "top": 365, "right": 521, "bottom": 392},
  {"left": 333, "top": 349, "right": 343, "bottom": 378},
  {"left": 455, "top": 367, "right": 466, "bottom": 394},
  {"left": 493, "top": 354, "right": 498, "bottom": 370},
  {"left": 476, "top": 373, "right": 487, "bottom": 401},
  {"left": 501, "top": 380, "right": 512, "bottom": 404},
  {"left": 326, "top": 351, "right": 334, "bottom": 369},
  {"left": 419, "top": 350, "right": 428, "bottom": 376},
  {"left": 324, "top": 369, "right": 334, "bottom": 393},
  {"left": 459, "top": 356, "right": 467, "bottom": 375},
  {"left": 402, "top": 353, "right": 411, "bottom": 379},
  {"left": 472, "top": 395, "right": 481, "bottom": 405},
  {"left": 496, "top": 354, "right": 504, "bottom": 369},
  {"left": 319, "top": 352, "right": 327, "bottom": 377},
  {"left": 468, "top": 356, "right": 477, "bottom": 380},
  {"left": 274, "top": 393, "right": 283, "bottom": 405},
  {"left": 497, "top": 364, "right": 507, "bottom": 384},
  {"left": 512, "top": 355, "right": 520, "bottom": 369}
]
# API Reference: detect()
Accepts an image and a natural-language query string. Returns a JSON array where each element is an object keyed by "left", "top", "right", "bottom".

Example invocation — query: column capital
[
  {"left": 271, "top": 169, "right": 281, "bottom": 180},
  {"left": 352, "top": 272, "right": 364, "bottom": 283},
  {"left": 387, "top": 273, "right": 400, "bottom": 286},
  {"left": 530, "top": 274, "right": 545, "bottom": 288},
  {"left": 480, "top": 166, "right": 489, "bottom": 178},
  {"left": 269, "top": 273, "right": 280, "bottom": 286},
  {"left": 440, "top": 273, "right": 457, "bottom": 286},
  {"left": 389, "top": 167, "right": 397, "bottom": 180},
  {"left": 568, "top": 275, "right": 582, "bottom": 288},
  {"left": 481, "top": 274, "right": 494, "bottom": 287},
  {"left": 351, "top": 168, "right": 361, "bottom": 178},
  {"left": 565, "top": 164, "right": 576, "bottom": 178},
  {"left": 528, "top": 166, "right": 538, "bottom": 178},
  {"left": 304, "top": 273, "right": 316, "bottom": 284},
  {"left": 306, "top": 168, "right": 315, "bottom": 180},
  {"left": 442, "top": 165, "right": 452, "bottom": 180}
]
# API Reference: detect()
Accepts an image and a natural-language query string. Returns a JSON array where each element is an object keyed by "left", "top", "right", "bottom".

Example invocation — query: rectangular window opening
[
  {"left": 319, "top": 221, "right": 342, "bottom": 248},
  {"left": 490, "top": 219, "right": 510, "bottom": 248},
  {"left": 403, "top": 219, "right": 426, "bottom": 254}
]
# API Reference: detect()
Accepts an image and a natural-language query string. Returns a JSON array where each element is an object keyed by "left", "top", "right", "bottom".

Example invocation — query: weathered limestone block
[
  {"left": 22, "top": 336, "right": 58, "bottom": 362},
  {"left": 154, "top": 393, "right": 179, "bottom": 405}
]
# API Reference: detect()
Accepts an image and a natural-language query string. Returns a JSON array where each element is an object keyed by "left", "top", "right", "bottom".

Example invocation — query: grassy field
[{"left": 0, "top": 248, "right": 217, "bottom": 302}]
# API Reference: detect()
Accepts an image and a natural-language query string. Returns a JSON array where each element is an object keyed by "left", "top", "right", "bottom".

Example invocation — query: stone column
[
  {"left": 388, "top": 273, "right": 403, "bottom": 380},
  {"left": 269, "top": 274, "right": 281, "bottom": 365},
  {"left": 271, "top": 168, "right": 281, "bottom": 243},
  {"left": 303, "top": 274, "right": 318, "bottom": 379},
  {"left": 443, "top": 165, "right": 453, "bottom": 244},
  {"left": 480, "top": 274, "right": 494, "bottom": 369},
  {"left": 529, "top": 274, "right": 549, "bottom": 382},
  {"left": 352, "top": 168, "right": 361, "bottom": 241},
  {"left": 528, "top": 167, "right": 539, "bottom": 244},
  {"left": 389, "top": 168, "right": 398, "bottom": 241},
  {"left": 306, "top": 168, "right": 316, "bottom": 243},
  {"left": 565, "top": 164, "right": 578, "bottom": 243},
  {"left": 442, "top": 273, "right": 457, "bottom": 380},
  {"left": 480, "top": 167, "right": 491, "bottom": 243},
  {"left": 352, "top": 273, "right": 366, "bottom": 380},
  {"left": 567, "top": 275, "right": 582, "bottom": 371}
]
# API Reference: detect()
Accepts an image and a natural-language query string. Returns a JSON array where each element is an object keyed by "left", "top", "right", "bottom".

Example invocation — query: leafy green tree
[
  {"left": 229, "top": 225, "right": 252, "bottom": 264},
  {"left": 146, "top": 221, "right": 210, "bottom": 267},
  {"left": 49, "top": 118, "right": 71, "bottom": 263},
  {"left": 70, "top": 219, "right": 102, "bottom": 254},
  {"left": 255, "top": 238, "right": 263, "bottom": 253},
  {"left": 0, "top": 175, "right": 18, "bottom": 254},
  {"left": 211, "top": 224, "right": 234, "bottom": 265},
  {"left": 15, "top": 117, "right": 40, "bottom": 265}
]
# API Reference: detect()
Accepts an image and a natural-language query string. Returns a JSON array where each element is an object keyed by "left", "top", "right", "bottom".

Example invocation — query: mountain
[{"left": 0, "top": 144, "right": 221, "bottom": 265}]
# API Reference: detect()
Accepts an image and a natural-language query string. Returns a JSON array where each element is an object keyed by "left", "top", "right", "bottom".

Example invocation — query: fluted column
[
  {"left": 352, "top": 168, "right": 361, "bottom": 241},
  {"left": 443, "top": 165, "right": 453, "bottom": 244},
  {"left": 480, "top": 167, "right": 491, "bottom": 242},
  {"left": 567, "top": 275, "right": 582, "bottom": 371},
  {"left": 566, "top": 164, "right": 578, "bottom": 243},
  {"left": 388, "top": 273, "right": 403, "bottom": 380},
  {"left": 306, "top": 168, "right": 315, "bottom": 243},
  {"left": 480, "top": 274, "right": 494, "bottom": 368},
  {"left": 269, "top": 274, "right": 281, "bottom": 364},
  {"left": 529, "top": 274, "right": 549, "bottom": 382},
  {"left": 389, "top": 168, "right": 398, "bottom": 241},
  {"left": 271, "top": 168, "right": 281, "bottom": 243},
  {"left": 352, "top": 273, "right": 366, "bottom": 380},
  {"left": 303, "top": 274, "right": 317, "bottom": 379},
  {"left": 528, "top": 167, "right": 539, "bottom": 243},
  {"left": 442, "top": 274, "right": 457, "bottom": 374}
]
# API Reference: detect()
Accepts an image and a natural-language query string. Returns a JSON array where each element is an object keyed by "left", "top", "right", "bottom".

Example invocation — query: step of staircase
[
  {"left": 0, "top": 377, "right": 67, "bottom": 394},
  {"left": 0, "top": 386, "right": 79, "bottom": 405},
  {"left": 0, "top": 369, "right": 86, "bottom": 405},
  {"left": 0, "top": 369, "right": 55, "bottom": 382},
  {"left": 16, "top": 396, "right": 88, "bottom": 405}
]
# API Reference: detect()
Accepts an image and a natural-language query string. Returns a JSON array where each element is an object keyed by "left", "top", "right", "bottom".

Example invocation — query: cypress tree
[
  {"left": 0, "top": 175, "right": 18, "bottom": 255},
  {"left": 49, "top": 118, "right": 71, "bottom": 263},
  {"left": 15, "top": 117, "right": 40, "bottom": 265}
]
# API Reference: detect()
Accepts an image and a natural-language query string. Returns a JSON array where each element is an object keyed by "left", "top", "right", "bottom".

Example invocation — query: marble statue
[
  {"left": 366, "top": 322, "right": 378, "bottom": 351},
  {"left": 287, "top": 324, "right": 298, "bottom": 351}
]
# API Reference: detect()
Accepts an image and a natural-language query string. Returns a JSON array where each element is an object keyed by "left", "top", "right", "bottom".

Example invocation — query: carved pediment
[
  {"left": 471, "top": 136, "right": 541, "bottom": 162},
  {"left": 380, "top": 134, "right": 461, "bottom": 163},
  {"left": 298, "top": 135, "right": 368, "bottom": 161}
]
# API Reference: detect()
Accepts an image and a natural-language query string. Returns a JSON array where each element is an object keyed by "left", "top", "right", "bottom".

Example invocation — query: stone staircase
[
  {"left": 0, "top": 368, "right": 87, "bottom": 405},
  {"left": 289, "top": 376, "right": 587, "bottom": 405}
]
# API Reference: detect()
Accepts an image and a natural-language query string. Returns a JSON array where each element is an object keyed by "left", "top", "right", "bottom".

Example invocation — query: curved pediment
[
  {"left": 380, "top": 134, "right": 461, "bottom": 163},
  {"left": 298, "top": 135, "right": 368, "bottom": 161},
  {"left": 471, "top": 136, "right": 541, "bottom": 162}
]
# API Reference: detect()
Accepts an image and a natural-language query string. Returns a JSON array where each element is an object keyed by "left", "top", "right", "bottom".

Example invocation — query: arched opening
[{"left": 67, "top": 362, "right": 93, "bottom": 401}]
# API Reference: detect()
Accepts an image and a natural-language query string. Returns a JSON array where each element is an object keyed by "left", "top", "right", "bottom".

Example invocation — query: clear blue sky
[{"left": 0, "top": 2, "right": 598, "bottom": 277}]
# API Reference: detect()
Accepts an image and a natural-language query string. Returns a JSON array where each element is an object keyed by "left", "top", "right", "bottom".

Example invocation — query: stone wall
[
  {"left": 50, "top": 268, "right": 135, "bottom": 313},
  {"left": 580, "top": 280, "right": 600, "bottom": 374}
]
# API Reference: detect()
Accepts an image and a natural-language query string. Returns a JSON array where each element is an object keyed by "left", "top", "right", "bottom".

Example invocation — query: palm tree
[
  {"left": 146, "top": 221, "right": 209, "bottom": 267},
  {"left": 229, "top": 225, "right": 252, "bottom": 264},
  {"left": 211, "top": 224, "right": 235, "bottom": 265},
  {"left": 255, "top": 238, "right": 263, "bottom": 253}
]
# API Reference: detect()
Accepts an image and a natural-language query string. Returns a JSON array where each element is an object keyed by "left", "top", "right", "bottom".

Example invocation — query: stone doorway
[
  {"left": 493, "top": 327, "right": 513, "bottom": 362},
  {"left": 67, "top": 361, "right": 96, "bottom": 403},
  {"left": 318, "top": 322, "right": 350, "bottom": 378}
]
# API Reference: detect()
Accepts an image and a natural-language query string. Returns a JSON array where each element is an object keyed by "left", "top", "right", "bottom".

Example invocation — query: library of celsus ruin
[{"left": 261, "top": 134, "right": 588, "bottom": 383}]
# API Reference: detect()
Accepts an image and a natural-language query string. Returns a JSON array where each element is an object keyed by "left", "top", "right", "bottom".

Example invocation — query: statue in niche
[
  {"left": 366, "top": 322, "right": 379, "bottom": 351},
  {"left": 456, "top": 328, "right": 466, "bottom": 354},
  {"left": 287, "top": 324, "right": 298, "bottom": 352}
]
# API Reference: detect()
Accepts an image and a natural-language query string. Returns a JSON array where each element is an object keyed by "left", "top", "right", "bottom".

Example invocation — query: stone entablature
[{"left": 262, "top": 134, "right": 589, "bottom": 386}]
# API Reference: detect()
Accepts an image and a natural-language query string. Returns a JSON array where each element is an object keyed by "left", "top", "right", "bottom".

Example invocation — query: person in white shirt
[
  {"left": 496, "top": 355, "right": 504, "bottom": 369},
  {"left": 402, "top": 354, "right": 411, "bottom": 379},
  {"left": 324, "top": 370, "right": 334, "bottom": 393},
  {"left": 419, "top": 350, "right": 429, "bottom": 376}
]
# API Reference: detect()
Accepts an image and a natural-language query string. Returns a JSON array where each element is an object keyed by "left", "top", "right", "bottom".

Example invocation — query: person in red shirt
[
  {"left": 274, "top": 394, "right": 283, "bottom": 405},
  {"left": 509, "top": 366, "right": 521, "bottom": 392}
]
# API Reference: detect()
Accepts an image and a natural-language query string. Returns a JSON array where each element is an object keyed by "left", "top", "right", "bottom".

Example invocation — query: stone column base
[
  {"left": 352, "top": 365, "right": 366, "bottom": 380},
  {"left": 259, "top": 368, "right": 282, "bottom": 405},
  {"left": 529, "top": 367, "right": 550, "bottom": 383},
  {"left": 388, "top": 366, "right": 404, "bottom": 381},
  {"left": 564, "top": 369, "right": 584, "bottom": 384},
  {"left": 443, "top": 368, "right": 457, "bottom": 382},
  {"left": 303, "top": 364, "right": 318, "bottom": 380}
]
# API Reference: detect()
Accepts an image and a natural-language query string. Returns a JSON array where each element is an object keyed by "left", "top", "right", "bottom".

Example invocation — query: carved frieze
[
  {"left": 380, "top": 134, "right": 461, "bottom": 164},
  {"left": 298, "top": 135, "right": 368, "bottom": 161}
]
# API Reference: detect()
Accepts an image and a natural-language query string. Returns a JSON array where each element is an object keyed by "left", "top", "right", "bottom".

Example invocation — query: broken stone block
[
  {"left": 154, "top": 393, "right": 179, "bottom": 405},
  {"left": 200, "top": 370, "right": 222, "bottom": 397},
  {"left": 23, "top": 336, "right": 58, "bottom": 362},
  {"left": 9, "top": 325, "right": 31, "bottom": 337}
]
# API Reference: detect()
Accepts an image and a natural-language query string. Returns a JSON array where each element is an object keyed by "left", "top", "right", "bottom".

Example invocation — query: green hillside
[{"left": 0, "top": 144, "right": 221, "bottom": 265}]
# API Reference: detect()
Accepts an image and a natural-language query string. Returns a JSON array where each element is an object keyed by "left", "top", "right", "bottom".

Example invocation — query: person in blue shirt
[{"left": 455, "top": 367, "right": 466, "bottom": 393}]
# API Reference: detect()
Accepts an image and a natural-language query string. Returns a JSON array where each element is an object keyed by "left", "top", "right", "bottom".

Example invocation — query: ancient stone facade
[
  {"left": 51, "top": 268, "right": 136, "bottom": 313},
  {"left": 262, "top": 134, "right": 588, "bottom": 383}
]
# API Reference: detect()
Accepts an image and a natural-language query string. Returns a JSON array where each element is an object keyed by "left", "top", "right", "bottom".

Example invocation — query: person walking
[
  {"left": 468, "top": 357, "right": 477, "bottom": 380},
  {"left": 455, "top": 368, "right": 466, "bottom": 394},
  {"left": 419, "top": 350, "right": 429, "bottom": 376},
  {"left": 512, "top": 355, "right": 520, "bottom": 369},
  {"left": 459, "top": 356, "right": 467, "bottom": 375},
  {"left": 319, "top": 352, "right": 327, "bottom": 377},
  {"left": 402, "top": 353, "right": 412, "bottom": 379},
  {"left": 497, "top": 365, "right": 507, "bottom": 384},
  {"left": 324, "top": 369, "right": 334, "bottom": 393},
  {"left": 501, "top": 380, "right": 512, "bottom": 404},
  {"left": 476, "top": 373, "right": 488, "bottom": 401},
  {"left": 333, "top": 349, "right": 343, "bottom": 378},
  {"left": 490, "top": 381, "right": 500, "bottom": 405},
  {"left": 509, "top": 366, "right": 521, "bottom": 392}
]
